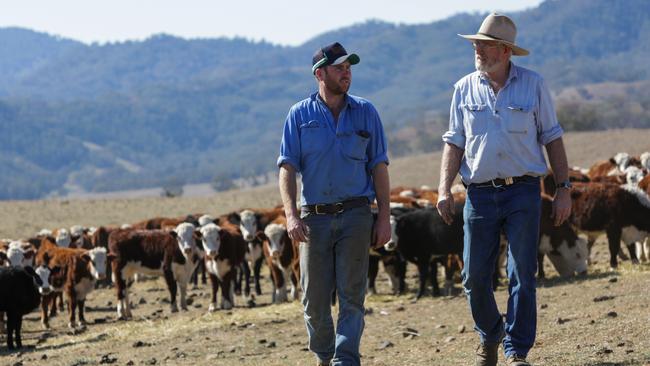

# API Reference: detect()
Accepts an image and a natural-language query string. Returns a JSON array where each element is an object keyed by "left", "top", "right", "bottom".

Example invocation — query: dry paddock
[{"left": 1, "top": 129, "right": 650, "bottom": 365}]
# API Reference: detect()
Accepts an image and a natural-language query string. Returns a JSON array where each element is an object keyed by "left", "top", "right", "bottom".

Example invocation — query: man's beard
[
  {"left": 325, "top": 79, "right": 350, "bottom": 95},
  {"left": 475, "top": 56, "right": 501, "bottom": 73}
]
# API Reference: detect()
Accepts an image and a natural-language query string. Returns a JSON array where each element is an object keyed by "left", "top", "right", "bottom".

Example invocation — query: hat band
[
  {"left": 312, "top": 54, "right": 329, "bottom": 74},
  {"left": 477, "top": 32, "right": 512, "bottom": 44}
]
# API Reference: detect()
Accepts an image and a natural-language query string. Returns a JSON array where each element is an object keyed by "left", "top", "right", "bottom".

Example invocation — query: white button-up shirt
[{"left": 442, "top": 62, "right": 563, "bottom": 184}]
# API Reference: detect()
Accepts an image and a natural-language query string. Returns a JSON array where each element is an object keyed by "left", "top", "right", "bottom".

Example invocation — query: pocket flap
[
  {"left": 461, "top": 103, "right": 487, "bottom": 112},
  {"left": 507, "top": 104, "right": 531, "bottom": 113}
]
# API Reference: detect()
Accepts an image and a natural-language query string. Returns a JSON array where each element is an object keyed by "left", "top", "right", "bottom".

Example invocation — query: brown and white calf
[
  {"left": 262, "top": 217, "right": 300, "bottom": 303},
  {"left": 109, "top": 223, "right": 202, "bottom": 319},
  {"left": 35, "top": 238, "right": 108, "bottom": 329},
  {"left": 538, "top": 194, "right": 589, "bottom": 278},
  {"left": 200, "top": 223, "right": 246, "bottom": 311},
  {"left": 569, "top": 182, "right": 650, "bottom": 268}
]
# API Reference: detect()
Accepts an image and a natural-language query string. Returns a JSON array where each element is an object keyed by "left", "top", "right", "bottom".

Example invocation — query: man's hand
[
  {"left": 436, "top": 192, "right": 455, "bottom": 225},
  {"left": 286, "top": 214, "right": 309, "bottom": 242},
  {"left": 551, "top": 188, "right": 572, "bottom": 226},
  {"left": 372, "top": 215, "right": 391, "bottom": 249}
]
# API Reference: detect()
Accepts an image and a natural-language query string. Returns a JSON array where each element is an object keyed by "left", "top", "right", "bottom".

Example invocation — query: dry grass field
[{"left": 1, "top": 128, "right": 650, "bottom": 366}]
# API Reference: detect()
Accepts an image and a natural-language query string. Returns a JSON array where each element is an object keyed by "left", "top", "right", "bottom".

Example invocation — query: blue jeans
[
  {"left": 462, "top": 178, "right": 541, "bottom": 358},
  {"left": 300, "top": 205, "right": 373, "bottom": 366}
]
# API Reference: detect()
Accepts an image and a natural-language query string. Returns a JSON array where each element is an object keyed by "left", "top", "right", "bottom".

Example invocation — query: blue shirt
[
  {"left": 277, "top": 92, "right": 389, "bottom": 206},
  {"left": 442, "top": 62, "right": 564, "bottom": 184}
]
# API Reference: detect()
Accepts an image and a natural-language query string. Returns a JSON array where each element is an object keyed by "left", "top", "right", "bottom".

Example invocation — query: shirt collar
[
  {"left": 311, "top": 92, "right": 359, "bottom": 109},
  {"left": 478, "top": 61, "right": 519, "bottom": 84}
]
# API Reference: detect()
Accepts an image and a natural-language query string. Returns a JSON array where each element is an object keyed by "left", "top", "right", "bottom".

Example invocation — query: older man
[
  {"left": 277, "top": 42, "right": 391, "bottom": 366},
  {"left": 436, "top": 13, "right": 571, "bottom": 366}
]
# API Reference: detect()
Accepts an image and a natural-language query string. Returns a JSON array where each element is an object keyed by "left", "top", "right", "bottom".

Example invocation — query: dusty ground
[{"left": 1, "top": 129, "right": 650, "bottom": 365}]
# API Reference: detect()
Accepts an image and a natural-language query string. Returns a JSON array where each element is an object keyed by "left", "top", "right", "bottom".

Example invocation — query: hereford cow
[
  {"left": 225, "top": 208, "right": 283, "bottom": 300},
  {"left": 35, "top": 238, "right": 108, "bottom": 329},
  {"left": 537, "top": 194, "right": 589, "bottom": 278},
  {"left": 262, "top": 218, "right": 300, "bottom": 303},
  {"left": 569, "top": 182, "right": 650, "bottom": 268},
  {"left": 109, "top": 223, "right": 202, "bottom": 319},
  {"left": 200, "top": 223, "right": 246, "bottom": 311}
]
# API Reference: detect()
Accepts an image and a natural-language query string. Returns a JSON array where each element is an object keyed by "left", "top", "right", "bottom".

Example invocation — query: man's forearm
[
  {"left": 372, "top": 163, "right": 390, "bottom": 219},
  {"left": 545, "top": 138, "right": 569, "bottom": 184},
  {"left": 279, "top": 164, "right": 299, "bottom": 218},
  {"left": 438, "top": 143, "right": 464, "bottom": 194}
]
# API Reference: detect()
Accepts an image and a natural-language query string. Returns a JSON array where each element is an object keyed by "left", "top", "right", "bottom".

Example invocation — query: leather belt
[
  {"left": 469, "top": 175, "right": 537, "bottom": 188},
  {"left": 303, "top": 197, "right": 369, "bottom": 215}
]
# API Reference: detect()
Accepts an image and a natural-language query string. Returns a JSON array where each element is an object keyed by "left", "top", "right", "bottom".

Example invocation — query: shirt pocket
[
  {"left": 299, "top": 120, "right": 326, "bottom": 154},
  {"left": 504, "top": 104, "right": 535, "bottom": 134},
  {"left": 339, "top": 131, "right": 369, "bottom": 161},
  {"left": 461, "top": 103, "right": 489, "bottom": 136}
]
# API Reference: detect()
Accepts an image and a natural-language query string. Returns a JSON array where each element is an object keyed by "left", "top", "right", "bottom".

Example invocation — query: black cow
[
  {"left": 0, "top": 266, "right": 53, "bottom": 349},
  {"left": 394, "top": 205, "right": 464, "bottom": 298}
]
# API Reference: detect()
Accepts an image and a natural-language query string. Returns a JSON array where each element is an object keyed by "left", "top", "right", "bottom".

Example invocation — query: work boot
[
  {"left": 506, "top": 354, "right": 531, "bottom": 366},
  {"left": 475, "top": 342, "right": 498, "bottom": 366}
]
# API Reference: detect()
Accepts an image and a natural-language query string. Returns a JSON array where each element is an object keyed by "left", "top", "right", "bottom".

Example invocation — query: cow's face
[
  {"left": 174, "top": 223, "right": 197, "bottom": 256},
  {"left": 384, "top": 215, "right": 398, "bottom": 251},
  {"left": 56, "top": 228, "right": 72, "bottom": 247},
  {"left": 239, "top": 210, "right": 257, "bottom": 242},
  {"left": 264, "top": 223, "right": 286, "bottom": 258},
  {"left": 34, "top": 265, "right": 60, "bottom": 295},
  {"left": 541, "top": 235, "right": 589, "bottom": 277},
  {"left": 200, "top": 224, "right": 221, "bottom": 259},
  {"left": 7, "top": 241, "right": 34, "bottom": 268},
  {"left": 625, "top": 166, "right": 645, "bottom": 185},
  {"left": 87, "top": 247, "right": 108, "bottom": 280},
  {"left": 641, "top": 151, "right": 650, "bottom": 171},
  {"left": 613, "top": 152, "right": 631, "bottom": 171}
]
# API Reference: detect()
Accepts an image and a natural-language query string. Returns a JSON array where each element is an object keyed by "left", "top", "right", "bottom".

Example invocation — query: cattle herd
[{"left": 0, "top": 151, "right": 649, "bottom": 351}]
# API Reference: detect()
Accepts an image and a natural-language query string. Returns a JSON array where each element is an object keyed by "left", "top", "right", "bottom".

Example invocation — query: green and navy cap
[{"left": 311, "top": 42, "right": 360, "bottom": 74}]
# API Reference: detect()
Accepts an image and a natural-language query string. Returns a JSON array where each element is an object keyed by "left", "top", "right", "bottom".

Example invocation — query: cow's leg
[
  {"left": 78, "top": 300, "right": 87, "bottom": 326},
  {"left": 67, "top": 291, "right": 77, "bottom": 329},
  {"left": 220, "top": 271, "right": 235, "bottom": 310},
  {"left": 415, "top": 258, "right": 429, "bottom": 299},
  {"left": 253, "top": 257, "right": 263, "bottom": 295},
  {"left": 179, "top": 280, "right": 189, "bottom": 311},
  {"left": 14, "top": 314, "right": 23, "bottom": 349},
  {"left": 643, "top": 237, "right": 650, "bottom": 263},
  {"left": 49, "top": 293, "right": 58, "bottom": 318},
  {"left": 163, "top": 270, "right": 178, "bottom": 313},
  {"left": 242, "top": 261, "right": 252, "bottom": 298},
  {"left": 397, "top": 258, "right": 407, "bottom": 294},
  {"left": 537, "top": 252, "right": 546, "bottom": 279},
  {"left": 626, "top": 241, "right": 639, "bottom": 264},
  {"left": 270, "top": 263, "right": 287, "bottom": 303},
  {"left": 190, "top": 262, "right": 199, "bottom": 288},
  {"left": 208, "top": 273, "right": 219, "bottom": 312},
  {"left": 57, "top": 292, "right": 65, "bottom": 312},
  {"left": 40, "top": 294, "right": 49, "bottom": 329},
  {"left": 235, "top": 262, "right": 244, "bottom": 296},
  {"left": 114, "top": 264, "right": 128, "bottom": 319},
  {"left": 6, "top": 311, "right": 16, "bottom": 349},
  {"left": 367, "top": 254, "right": 379, "bottom": 295},
  {"left": 430, "top": 259, "right": 441, "bottom": 297},
  {"left": 606, "top": 227, "right": 622, "bottom": 269}
]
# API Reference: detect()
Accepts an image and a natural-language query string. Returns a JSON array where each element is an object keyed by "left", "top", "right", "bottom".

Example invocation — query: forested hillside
[{"left": 1, "top": 0, "right": 648, "bottom": 199}]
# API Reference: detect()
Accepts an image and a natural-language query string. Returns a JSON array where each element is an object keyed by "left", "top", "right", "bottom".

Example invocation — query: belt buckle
[
  {"left": 335, "top": 202, "right": 344, "bottom": 214},
  {"left": 314, "top": 204, "right": 327, "bottom": 215},
  {"left": 491, "top": 179, "right": 503, "bottom": 188}
]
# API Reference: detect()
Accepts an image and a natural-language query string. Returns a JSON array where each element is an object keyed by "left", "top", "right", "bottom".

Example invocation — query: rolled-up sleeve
[
  {"left": 442, "top": 86, "right": 466, "bottom": 148},
  {"left": 366, "top": 104, "right": 389, "bottom": 172},
  {"left": 536, "top": 77, "right": 564, "bottom": 145},
  {"left": 277, "top": 107, "right": 302, "bottom": 171}
]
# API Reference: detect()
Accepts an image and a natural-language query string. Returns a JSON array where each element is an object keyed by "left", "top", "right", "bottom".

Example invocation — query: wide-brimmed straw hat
[{"left": 458, "top": 13, "right": 529, "bottom": 56}]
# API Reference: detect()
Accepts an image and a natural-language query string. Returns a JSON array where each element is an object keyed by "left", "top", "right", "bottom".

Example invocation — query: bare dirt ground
[{"left": 1, "top": 129, "right": 650, "bottom": 365}]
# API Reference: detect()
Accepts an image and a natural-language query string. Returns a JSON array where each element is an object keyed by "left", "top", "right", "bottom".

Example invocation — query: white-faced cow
[
  {"left": 109, "top": 223, "right": 202, "bottom": 319},
  {"left": 262, "top": 218, "right": 300, "bottom": 303},
  {"left": 200, "top": 223, "right": 246, "bottom": 311}
]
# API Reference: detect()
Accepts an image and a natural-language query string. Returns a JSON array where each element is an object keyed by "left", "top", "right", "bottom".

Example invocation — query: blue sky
[{"left": 0, "top": 0, "right": 544, "bottom": 45}]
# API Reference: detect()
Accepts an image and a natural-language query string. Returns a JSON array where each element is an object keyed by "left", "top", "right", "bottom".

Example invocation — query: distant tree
[{"left": 211, "top": 174, "right": 234, "bottom": 192}]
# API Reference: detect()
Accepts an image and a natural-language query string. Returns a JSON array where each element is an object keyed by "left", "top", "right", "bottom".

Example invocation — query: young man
[
  {"left": 436, "top": 13, "right": 571, "bottom": 366},
  {"left": 277, "top": 42, "right": 391, "bottom": 366}
]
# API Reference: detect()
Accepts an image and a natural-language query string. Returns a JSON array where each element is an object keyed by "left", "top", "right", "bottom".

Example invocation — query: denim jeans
[
  {"left": 462, "top": 177, "right": 541, "bottom": 358},
  {"left": 300, "top": 205, "right": 373, "bottom": 366}
]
